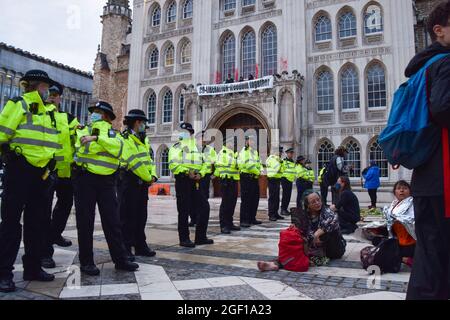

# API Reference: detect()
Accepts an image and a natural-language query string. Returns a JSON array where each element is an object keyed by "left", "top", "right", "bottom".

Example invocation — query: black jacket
[{"left": 404, "top": 42, "right": 450, "bottom": 197}]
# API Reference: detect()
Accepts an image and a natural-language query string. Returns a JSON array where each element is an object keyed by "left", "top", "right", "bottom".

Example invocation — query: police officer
[
  {"left": 199, "top": 131, "right": 216, "bottom": 201},
  {"left": 119, "top": 109, "right": 158, "bottom": 260},
  {"left": 295, "top": 156, "right": 309, "bottom": 209},
  {"left": 266, "top": 146, "right": 285, "bottom": 221},
  {"left": 280, "top": 148, "right": 296, "bottom": 216},
  {"left": 41, "top": 82, "right": 80, "bottom": 269},
  {"left": 73, "top": 101, "right": 138, "bottom": 276},
  {"left": 215, "top": 136, "right": 240, "bottom": 234},
  {"left": 169, "top": 123, "right": 213, "bottom": 247},
  {"left": 304, "top": 160, "right": 315, "bottom": 190},
  {"left": 0, "top": 70, "right": 61, "bottom": 292},
  {"left": 238, "top": 136, "right": 262, "bottom": 228}
]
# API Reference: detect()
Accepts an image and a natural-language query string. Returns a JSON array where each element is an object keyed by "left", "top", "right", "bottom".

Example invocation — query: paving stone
[{"left": 179, "top": 285, "right": 268, "bottom": 300}]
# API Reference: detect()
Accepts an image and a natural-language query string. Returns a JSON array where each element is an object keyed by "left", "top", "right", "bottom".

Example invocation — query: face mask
[
  {"left": 179, "top": 132, "right": 190, "bottom": 140},
  {"left": 39, "top": 89, "right": 50, "bottom": 102},
  {"left": 138, "top": 123, "right": 146, "bottom": 133},
  {"left": 90, "top": 112, "right": 103, "bottom": 123},
  {"left": 335, "top": 183, "right": 341, "bottom": 191}
]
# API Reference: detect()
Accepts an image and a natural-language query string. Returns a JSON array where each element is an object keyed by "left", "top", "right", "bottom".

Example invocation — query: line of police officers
[
  {"left": 169, "top": 124, "right": 319, "bottom": 241},
  {"left": 0, "top": 70, "right": 158, "bottom": 293}
]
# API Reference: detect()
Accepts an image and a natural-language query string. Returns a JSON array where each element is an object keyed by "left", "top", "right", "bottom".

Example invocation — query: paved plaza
[{"left": 0, "top": 196, "right": 410, "bottom": 301}]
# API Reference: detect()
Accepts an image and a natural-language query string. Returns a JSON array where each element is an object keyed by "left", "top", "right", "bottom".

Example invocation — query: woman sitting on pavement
[
  {"left": 384, "top": 180, "right": 416, "bottom": 267},
  {"left": 257, "top": 190, "right": 346, "bottom": 271},
  {"left": 330, "top": 176, "right": 361, "bottom": 235}
]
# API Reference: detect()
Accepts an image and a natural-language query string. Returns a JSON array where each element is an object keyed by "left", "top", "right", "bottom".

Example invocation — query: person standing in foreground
[
  {"left": 266, "top": 147, "right": 285, "bottom": 221},
  {"left": 238, "top": 136, "right": 262, "bottom": 228},
  {"left": 280, "top": 148, "right": 296, "bottom": 216},
  {"left": 0, "top": 70, "right": 61, "bottom": 292},
  {"left": 362, "top": 160, "right": 380, "bottom": 209},
  {"left": 406, "top": 0, "right": 450, "bottom": 300},
  {"left": 215, "top": 137, "right": 240, "bottom": 234},
  {"left": 41, "top": 82, "right": 79, "bottom": 269},
  {"left": 169, "top": 123, "right": 213, "bottom": 248},
  {"left": 73, "top": 102, "right": 139, "bottom": 276},
  {"left": 119, "top": 109, "right": 158, "bottom": 260}
]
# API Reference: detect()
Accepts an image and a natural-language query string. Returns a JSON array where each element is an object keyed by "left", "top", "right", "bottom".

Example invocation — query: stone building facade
[
  {"left": 94, "top": 0, "right": 435, "bottom": 196},
  {"left": 414, "top": 0, "right": 441, "bottom": 52},
  {"left": 0, "top": 42, "right": 93, "bottom": 123}
]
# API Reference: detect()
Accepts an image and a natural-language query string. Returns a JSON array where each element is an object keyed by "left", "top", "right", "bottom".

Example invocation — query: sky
[{"left": 0, "top": 0, "right": 106, "bottom": 73}]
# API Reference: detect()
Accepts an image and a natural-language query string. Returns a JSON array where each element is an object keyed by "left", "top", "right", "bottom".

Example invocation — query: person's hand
[
  {"left": 80, "top": 136, "right": 97, "bottom": 145},
  {"left": 330, "top": 204, "right": 336, "bottom": 211},
  {"left": 313, "top": 235, "right": 322, "bottom": 247}
]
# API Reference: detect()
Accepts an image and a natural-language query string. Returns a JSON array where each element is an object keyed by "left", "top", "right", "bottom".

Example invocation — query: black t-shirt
[{"left": 336, "top": 190, "right": 360, "bottom": 223}]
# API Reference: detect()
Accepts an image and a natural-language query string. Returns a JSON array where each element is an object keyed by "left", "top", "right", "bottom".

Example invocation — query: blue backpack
[{"left": 379, "top": 53, "right": 450, "bottom": 169}]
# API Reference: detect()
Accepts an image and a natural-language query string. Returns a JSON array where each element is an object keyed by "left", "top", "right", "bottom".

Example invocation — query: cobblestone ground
[{"left": 0, "top": 196, "right": 410, "bottom": 300}]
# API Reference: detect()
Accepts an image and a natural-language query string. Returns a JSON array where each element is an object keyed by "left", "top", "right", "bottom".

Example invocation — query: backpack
[
  {"left": 323, "top": 155, "right": 339, "bottom": 186},
  {"left": 278, "top": 225, "right": 309, "bottom": 272},
  {"left": 360, "top": 238, "right": 402, "bottom": 274},
  {"left": 379, "top": 53, "right": 450, "bottom": 169}
]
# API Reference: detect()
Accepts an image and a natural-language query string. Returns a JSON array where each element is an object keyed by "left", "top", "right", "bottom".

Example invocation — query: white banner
[{"left": 197, "top": 76, "right": 274, "bottom": 96}]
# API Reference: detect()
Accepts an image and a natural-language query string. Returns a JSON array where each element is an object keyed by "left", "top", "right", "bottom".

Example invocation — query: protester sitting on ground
[
  {"left": 257, "top": 190, "right": 346, "bottom": 271},
  {"left": 330, "top": 176, "right": 361, "bottom": 235},
  {"left": 384, "top": 180, "right": 416, "bottom": 267}
]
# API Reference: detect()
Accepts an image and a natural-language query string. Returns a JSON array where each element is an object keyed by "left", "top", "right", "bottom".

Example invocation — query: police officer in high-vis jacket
[
  {"left": 169, "top": 123, "right": 213, "bottom": 248},
  {"left": 73, "top": 101, "right": 138, "bottom": 276},
  {"left": 119, "top": 109, "right": 158, "bottom": 260},
  {"left": 215, "top": 136, "right": 240, "bottom": 234},
  {"left": 238, "top": 135, "right": 262, "bottom": 228},
  {"left": 0, "top": 70, "right": 61, "bottom": 292},
  {"left": 266, "top": 146, "right": 285, "bottom": 221},
  {"left": 41, "top": 82, "right": 80, "bottom": 269},
  {"left": 280, "top": 148, "right": 296, "bottom": 216}
]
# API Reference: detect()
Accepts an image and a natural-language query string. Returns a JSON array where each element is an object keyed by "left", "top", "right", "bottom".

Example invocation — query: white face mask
[
  {"left": 39, "top": 89, "right": 50, "bottom": 102},
  {"left": 138, "top": 123, "right": 146, "bottom": 133},
  {"left": 90, "top": 112, "right": 103, "bottom": 123}
]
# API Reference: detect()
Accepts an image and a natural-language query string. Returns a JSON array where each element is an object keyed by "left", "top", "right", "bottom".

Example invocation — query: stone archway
[{"left": 207, "top": 105, "right": 270, "bottom": 198}]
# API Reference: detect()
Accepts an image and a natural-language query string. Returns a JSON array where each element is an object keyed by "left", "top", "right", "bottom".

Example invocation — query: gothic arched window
[
  {"left": 147, "top": 92, "right": 156, "bottom": 125},
  {"left": 341, "top": 66, "right": 360, "bottom": 110},
  {"left": 345, "top": 139, "right": 361, "bottom": 177},
  {"left": 151, "top": 6, "right": 161, "bottom": 26},
  {"left": 262, "top": 24, "right": 277, "bottom": 77},
  {"left": 160, "top": 148, "right": 170, "bottom": 177},
  {"left": 149, "top": 47, "right": 159, "bottom": 69},
  {"left": 222, "top": 33, "right": 236, "bottom": 82},
  {"left": 367, "top": 63, "right": 386, "bottom": 108},
  {"left": 369, "top": 140, "right": 388, "bottom": 177},
  {"left": 316, "top": 70, "right": 334, "bottom": 111},
  {"left": 339, "top": 11, "right": 357, "bottom": 38},
  {"left": 241, "top": 30, "right": 256, "bottom": 80},
  {"left": 165, "top": 45, "right": 175, "bottom": 66},
  {"left": 162, "top": 90, "right": 173, "bottom": 123},
  {"left": 223, "top": 0, "right": 236, "bottom": 11},
  {"left": 179, "top": 94, "right": 185, "bottom": 122},
  {"left": 317, "top": 140, "right": 335, "bottom": 172},
  {"left": 364, "top": 4, "right": 383, "bottom": 35},
  {"left": 181, "top": 41, "right": 192, "bottom": 64},
  {"left": 183, "top": 0, "right": 193, "bottom": 19},
  {"left": 315, "top": 15, "right": 332, "bottom": 42},
  {"left": 167, "top": 1, "right": 177, "bottom": 23}
]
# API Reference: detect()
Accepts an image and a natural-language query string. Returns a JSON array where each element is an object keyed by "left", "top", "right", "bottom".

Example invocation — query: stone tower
[{"left": 93, "top": 0, "right": 132, "bottom": 129}]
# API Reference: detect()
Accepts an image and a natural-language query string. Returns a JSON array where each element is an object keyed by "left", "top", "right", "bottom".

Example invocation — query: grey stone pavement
[{"left": 0, "top": 196, "right": 410, "bottom": 300}]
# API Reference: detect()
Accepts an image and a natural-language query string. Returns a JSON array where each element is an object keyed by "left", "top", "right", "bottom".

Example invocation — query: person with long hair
[{"left": 330, "top": 176, "right": 361, "bottom": 234}]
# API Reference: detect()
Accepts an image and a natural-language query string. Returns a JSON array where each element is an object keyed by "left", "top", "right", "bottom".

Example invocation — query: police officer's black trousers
[
  {"left": 0, "top": 156, "right": 47, "bottom": 280},
  {"left": 42, "top": 177, "right": 74, "bottom": 259},
  {"left": 73, "top": 170, "right": 129, "bottom": 266},
  {"left": 119, "top": 171, "right": 150, "bottom": 251},
  {"left": 296, "top": 180, "right": 311, "bottom": 209},
  {"left": 407, "top": 196, "right": 450, "bottom": 300},
  {"left": 175, "top": 175, "right": 210, "bottom": 243},
  {"left": 320, "top": 183, "right": 329, "bottom": 206},
  {"left": 240, "top": 174, "right": 260, "bottom": 224},
  {"left": 199, "top": 174, "right": 211, "bottom": 200},
  {"left": 280, "top": 178, "right": 292, "bottom": 211},
  {"left": 219, "top": 179, "right": 238, "bottom": 229},
  {"left": 268, "top": 178, "right": 281, "bottom": 218}
]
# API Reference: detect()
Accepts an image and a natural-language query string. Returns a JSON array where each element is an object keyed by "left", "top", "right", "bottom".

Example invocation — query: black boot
[
  {"left": 135, "top": 246, "right": 156, "bottom": 257},
  {"left": 41, "top": 258, "right": 56, "bottom": 269},
  {"left": 53, "top": 236, "right": 72, "bottom": 247},
  {"left": 115, "top": 261, "right": 139, "bottom": 272},
  {"left": 80, "top": 265, "right": 100, "bottom": 276},
  {"left": 23, "top": 269, "right": 55, "bottom": 282},
  {"left": 195, "top": 238, "right": 214, "bottom": 246},
  {"left": 180, "top": 240, "right": 196, "bottom": 248}
]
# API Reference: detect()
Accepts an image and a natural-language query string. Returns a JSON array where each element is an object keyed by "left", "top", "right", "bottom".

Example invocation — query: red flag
[
  {"left": 235, "top": 68, "right": 239, "bottom": 82},
  {"left": 255, "top": 64, "right": 259, "bottom": 79}
]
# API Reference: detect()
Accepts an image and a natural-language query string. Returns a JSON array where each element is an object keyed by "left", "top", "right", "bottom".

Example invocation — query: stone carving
[
  {"left": 144, "top": 27, "right": 193, "bottom": 43},
  {"left": 307, "top": 47, "right": 391, "bottom": 64},
  {"left": 141, "top": 73, "right": 192, "bottom": 86},
  {"left": 214, "top": 9, "right": 282, "bottom": 29}
]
